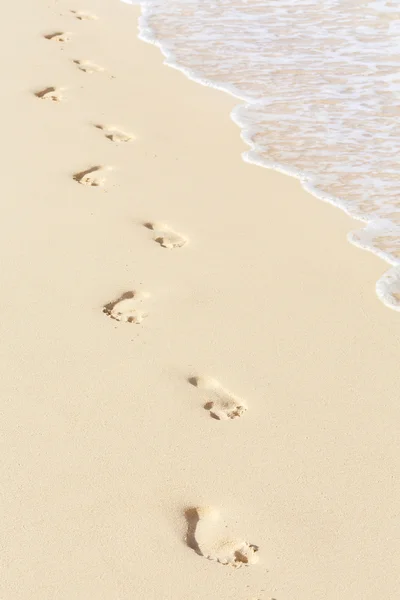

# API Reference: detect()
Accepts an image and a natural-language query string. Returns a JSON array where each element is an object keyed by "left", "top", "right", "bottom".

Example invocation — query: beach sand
[{"left": 1, "top": 1, "right": 399, "bottom": 598}]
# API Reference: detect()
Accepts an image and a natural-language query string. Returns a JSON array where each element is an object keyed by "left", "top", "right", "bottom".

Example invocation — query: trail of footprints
[{"left": 39, "top": 5, "right": 259, "bottom": 576}]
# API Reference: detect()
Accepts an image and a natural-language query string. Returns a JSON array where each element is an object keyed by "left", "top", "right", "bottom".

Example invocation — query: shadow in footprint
[
  {"left": 70, "top": 10, "right": 98, "bottom": 20},
  {"left": 144, "top": 222, "right": 187, "bottom": 249},
  {"left": 189, "top": 376, "right": 247, "bottom": 420},
  {"left": 95, "top": 124, "right": 133, "bottom": 143},
  {"left": 184, "top": 506, "right": 259, "bottom": 567},
  {"left": 103, "top": 291, "right": 147, "bottom": 324},
  {"left": 74, "top": 60, "right": 104, "bottom": 74},
  {"left": 184, "top": 508, "right": 202, "bottom": 556},
  {"left": 73, "top": 166, "right": 105, "bottom": 187},
  {"left": 34, "top": 87, "right": 62, "bottom": 102},
  {"left": 44, "top": 32, "right": 69, "bottom": 42}
]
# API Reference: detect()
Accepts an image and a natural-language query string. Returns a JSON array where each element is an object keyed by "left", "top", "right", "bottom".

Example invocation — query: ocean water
[{"left": 124, "top": 0, "right": 400, "bottom": 311}]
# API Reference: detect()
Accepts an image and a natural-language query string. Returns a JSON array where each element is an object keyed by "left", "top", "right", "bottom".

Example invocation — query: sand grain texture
[{"left": 0, "top": 1, "right": 399, "bottom": 599}]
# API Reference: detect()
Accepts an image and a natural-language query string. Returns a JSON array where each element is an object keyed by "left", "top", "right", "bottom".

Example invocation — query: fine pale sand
[{"left": 1, "top": 1, "right": 399, "bottom": 599}]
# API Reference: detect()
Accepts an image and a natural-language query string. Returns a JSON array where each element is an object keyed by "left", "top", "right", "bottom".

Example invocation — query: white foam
[{"left": 123, "top": 0, "right": 400, "bottom": 311}]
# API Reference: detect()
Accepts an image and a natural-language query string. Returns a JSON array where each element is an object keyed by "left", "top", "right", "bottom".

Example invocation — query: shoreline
[
  {"left": 0, "top": 1, "right": 399, "bottom": 599},
  {"left": 134, "top": 0, "right": 400, "bottom": 313}
]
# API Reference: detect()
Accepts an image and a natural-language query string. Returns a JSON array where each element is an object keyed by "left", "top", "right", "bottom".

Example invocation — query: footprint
[
  {"left": 189, "top": 376, "right": 247, "bottom": 420},
  {"left": 103, "top": 291, "right": 148, "bottom": 324},
  {"left": 44, "top": 32, "right": 70, "bottom": 42},
  {"left": 185, "top": 507, "right": 259, "bottom": 568},
  {"left": 74, "top": 60, "right": 104, "bottom": 74},
  {"left": 34, "top": 87, "right": 63, "bottom": 102},
  {"left": 70, "top": 10, "right": 98, "bottom": 20},
  {"left": 95, "top": 124, "right": 133, "bottom": 143},
  {"left": 73, "top": 166, "right": 107, "bottom": 187},
  {"left": 144, "top": 222, "right": 187, "bottom": 249}
]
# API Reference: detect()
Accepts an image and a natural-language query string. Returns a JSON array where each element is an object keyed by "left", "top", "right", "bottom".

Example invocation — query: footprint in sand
[
  {"left": 144, "top": 222, "right": 187, "bottom": 249},
  {"left": 44, "top": 32, "right": 70, "bottom": 42},
  {"left": 74, "top": 60, "right": 104, "bottom": 74},
  {"left": 185, "top": 506, "right": 259, "bottom": 568},
  {"left": 73, "top": 166, "right": 107, "bottom": 187},
  {"left": 95, "top": 124, "right": 134, "bottom": 143},
  {"left": 70, "top": 10, "right": 98, "bottom": 20},
  {"left": 35, "top": 87, "right": 63, "bottom": 102},
  {"left": 103, "top": 291, "right": 148, "bottom": 324},
  {"left": 189, "top": 376, "right": 247, "bottom": 420}
]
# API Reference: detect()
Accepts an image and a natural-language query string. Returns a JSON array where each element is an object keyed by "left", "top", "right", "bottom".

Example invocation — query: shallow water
[{"left": 125, "top": 0, "right": 400, "bottom": 311}]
